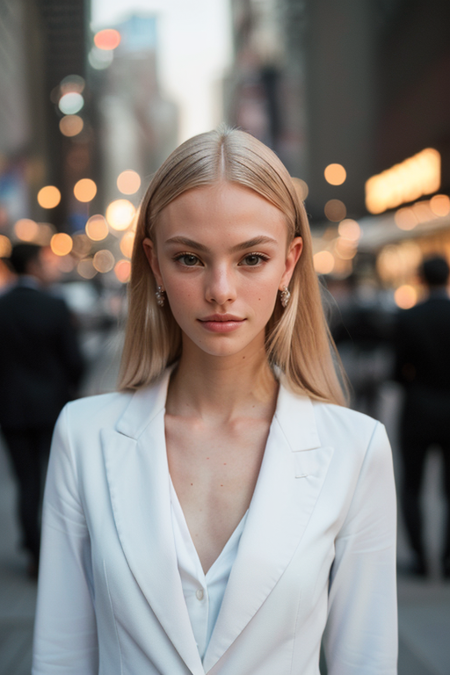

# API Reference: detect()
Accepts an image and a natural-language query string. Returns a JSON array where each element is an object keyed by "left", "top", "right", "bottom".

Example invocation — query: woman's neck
[{"left": 166, "top": 340, "right": 278, "bottom": 424}]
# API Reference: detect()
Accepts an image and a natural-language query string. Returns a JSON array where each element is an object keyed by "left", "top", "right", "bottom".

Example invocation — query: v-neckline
[{"left": 169, "top": 475, "right": 248, "bottom": 578}]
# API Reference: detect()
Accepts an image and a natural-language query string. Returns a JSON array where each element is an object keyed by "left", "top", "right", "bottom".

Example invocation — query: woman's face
[{"left": 143, "top": 181, "right": 302, "bottom": 359}]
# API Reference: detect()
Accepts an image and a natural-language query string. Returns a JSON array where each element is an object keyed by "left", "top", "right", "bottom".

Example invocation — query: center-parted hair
[{"left": 118, "top": 126, "right": 347, "bottom": 406}]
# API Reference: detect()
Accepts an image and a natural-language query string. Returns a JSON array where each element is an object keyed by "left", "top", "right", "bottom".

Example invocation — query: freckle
[
  {"left": 220, "top": 484, "right": 223, "bottom": 487},
  {"left": 190, "top": 483, "right": 193, "bottom": 486}
]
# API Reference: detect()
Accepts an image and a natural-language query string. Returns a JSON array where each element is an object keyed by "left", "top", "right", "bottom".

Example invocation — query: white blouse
[{"left": 169, "top": 477, "right": 248, "bottom": 661}]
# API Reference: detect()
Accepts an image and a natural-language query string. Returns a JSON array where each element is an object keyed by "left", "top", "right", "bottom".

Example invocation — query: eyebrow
[{"left": 164, "top": 235, "right": 278, "bottom": 252}]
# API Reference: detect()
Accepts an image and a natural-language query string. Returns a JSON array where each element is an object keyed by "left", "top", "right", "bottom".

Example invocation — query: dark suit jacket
[
  {"left": 394, "top": 291, "right": 450, "bottom": 444},
  {"left": 0, "top": 282, "right": 84, "bottom": 430}
]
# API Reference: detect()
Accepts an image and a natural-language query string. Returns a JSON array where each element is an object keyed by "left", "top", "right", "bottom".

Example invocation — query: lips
[
  {"left": 199, "top": 314, "right": 245, "bottom": 322},
  {"left": 198, "top": 314, "right": 246, "bottom": 333}
]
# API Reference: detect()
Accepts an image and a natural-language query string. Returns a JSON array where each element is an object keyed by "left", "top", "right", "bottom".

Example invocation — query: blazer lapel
[
  {"left": 203, "top": 382, "right": 334, "bottom": 673},
  {"left": 101, "top": 371, "right": 204, "bottom": 675}
]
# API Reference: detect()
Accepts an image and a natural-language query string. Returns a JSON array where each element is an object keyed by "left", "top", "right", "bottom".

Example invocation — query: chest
[{"left": 165, "top": 416, "right": 269, "bottom": 572}]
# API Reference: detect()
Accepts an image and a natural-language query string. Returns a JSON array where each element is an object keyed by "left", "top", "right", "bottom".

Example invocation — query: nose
[{"left": 205, "top": 264, "right": 237, "bottom": 306}]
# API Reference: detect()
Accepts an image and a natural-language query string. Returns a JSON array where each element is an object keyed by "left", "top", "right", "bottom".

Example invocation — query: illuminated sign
[{"left": 365, "top": 148, "right": 441, "bottom": 214}]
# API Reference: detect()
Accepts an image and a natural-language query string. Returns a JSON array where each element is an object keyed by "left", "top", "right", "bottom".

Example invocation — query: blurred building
[
  {"left": 225, "top": 0, "right": 450, "bottom": 303},
  {"left": 0, "top": 0, "right": 97, "bottom": 239},
  {"left": 226, "top": 0, "right": 450, "bottom": 219},
  {"left": 224, "top": 0, "right": 307, "bottom": 179},
  {"left": 93, "top": 15, "right": 179, "bottom": 208}
]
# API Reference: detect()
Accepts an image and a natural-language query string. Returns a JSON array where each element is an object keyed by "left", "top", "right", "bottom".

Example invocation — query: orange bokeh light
[
  {"left": 94, "top": 29, "right": 121, "bottom": 51},
  {"left": 14, "top": 219, "right": 39, "bottom": 241},
  {"left": 117, "top": 170, "right": 141, "bottom": 195},
  {"left": 51, "top": 233, "right": 73, "bottom": 256},
  {"left": 120, "top": 231, "right": 135, "bottom": 258},
  {"left": 37, "top": 185, "right": 61, "bottom": 209},
  {"left": 106, "top": 199, "right": 136, "bottom": 231},
  {"left": 394, "top": 285, "right": 417, "bottom": 309},
  {"left": 85, "top": 214, "right": 109, "bottom": 241},
  {"left": 324, "top": 163, "right": 347, "bottom": 186},
  {"left": 115, "top": 259, "right": 131, "bottom": 283},
  {"left": 430, "top": 194, "right": 450, "bottom": 217},
  {"left": 0, "top": 235, "right": 12, "bottom": 257},
  {"left": 313, "top": 251, "right": 335, "bottom": 275},
  {"left": 74, "top": 178, "right": 97, "bottom": 203},
  {"left": 59, "top": 115, "right": 84, "bottom": 137}
]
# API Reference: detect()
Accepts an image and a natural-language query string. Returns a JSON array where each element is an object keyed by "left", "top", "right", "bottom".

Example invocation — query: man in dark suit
[
  {"left": 395, "top": 256, "right": 450, "bottom": 578},
  {"left": 0, "top": 243, "right": 84, "bottom": 577}
]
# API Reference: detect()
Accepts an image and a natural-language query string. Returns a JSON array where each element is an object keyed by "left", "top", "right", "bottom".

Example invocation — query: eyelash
[{"left": 173, "top": 252, "right": 270, "bottom": 267}]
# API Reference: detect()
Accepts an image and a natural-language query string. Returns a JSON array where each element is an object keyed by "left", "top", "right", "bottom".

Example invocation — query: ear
[
  {"left": 279, "top": 236, "right": 303, "bottom": 289},
  {"left": 143, "top": 237, "right": 164, "bottom": 288}
]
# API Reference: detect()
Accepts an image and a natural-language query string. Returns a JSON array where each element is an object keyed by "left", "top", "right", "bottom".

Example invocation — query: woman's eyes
[
  {"left": 174, "top": 253, "right": 201, "bottom": 266},
  {"left": 173, "top": 252, "right": 269, "bottom": 267},
  {"left": 240, "top": 253, "right": 269, "bottom": 267}
]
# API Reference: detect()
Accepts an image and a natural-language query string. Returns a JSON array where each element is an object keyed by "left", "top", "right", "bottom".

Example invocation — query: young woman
[{"left": 32, "top": 128, "right": 397, "bottom": 675}]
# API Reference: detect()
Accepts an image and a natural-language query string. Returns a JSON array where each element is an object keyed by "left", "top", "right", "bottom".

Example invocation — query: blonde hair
[{"left": 119, "top": 127, "right": 347, "bottom": 406}]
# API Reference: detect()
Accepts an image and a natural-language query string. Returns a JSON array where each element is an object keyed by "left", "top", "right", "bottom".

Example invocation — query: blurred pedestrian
[
  {"left": 0, "top": 243, "right": 84, "bottom": 578},
  {"left": 394, "top": 255, "right": 450, "bottom": 578}
]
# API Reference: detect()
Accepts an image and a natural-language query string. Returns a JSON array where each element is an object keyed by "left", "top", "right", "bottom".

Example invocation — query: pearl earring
[
  {"left": 155, "top": 285, "right": 165, "bottom": 307},
  {"left": 280, "top": 286, "right": 290, "bottom": 308}
]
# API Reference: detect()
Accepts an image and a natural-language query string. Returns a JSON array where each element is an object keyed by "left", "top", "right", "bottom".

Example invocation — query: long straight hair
[{"left": 118, "top": 127, "right": 347, "bottom": 406}]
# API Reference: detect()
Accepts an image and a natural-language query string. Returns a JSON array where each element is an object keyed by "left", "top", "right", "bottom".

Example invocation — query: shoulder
[
  {"left": 312, "top": 400, "right": 385, "bottom": 460},
  {"left": 62, "top": 390, "right": 133, "bottom": 435}
]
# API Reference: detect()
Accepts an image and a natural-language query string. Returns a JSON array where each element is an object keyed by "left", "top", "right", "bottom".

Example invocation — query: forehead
[{"left": 156, "top": 182, "right": 288, "bottom": 244}]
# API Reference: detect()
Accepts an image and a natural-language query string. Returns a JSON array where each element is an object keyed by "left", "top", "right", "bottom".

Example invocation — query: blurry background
[{"left": 1, "top": 0, "right": 450, "bottom": 673}]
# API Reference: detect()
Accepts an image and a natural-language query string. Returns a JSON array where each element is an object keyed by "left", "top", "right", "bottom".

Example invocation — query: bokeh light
[
  {"left": 395, "top": 207, "right": 418, "bottom": 231},
  {"left": 394, "top": 285, "right": 418, "bottom": 309},
  {"left": 94, "top": 29, "right": 121, "bottom": 50},
  {"left": 34, "top": 223, "right": 55, "bottom": 246},
  {"left": 14, "top": 219, "right": 39, "bottom": 241},
  {"left": 338, "top": 219, "right": 360, "bottom": 241},
  {"left": 72, "top": 234, "right": 91, "bottom": 257},
  {"left": 59, "top": 115, "right": 84, "bottom": 137},
  {"left": 117, "top": 170, "right": 141, "bottom": 195},
  {"left": 120, "top": 231, "right": 135, "bottom": 258},
  {"left": 93, "top": 249, "right": 115, "bottom": 273},
  {"left": 77, "top": 258, "right": 97, "bottom": 279},
  {"left": 74, "top": 178, "right": 97, "bottom": 203},
  {"left": 58, "top": 255, "right": 76, "bottom": 273},
  {"left": 50, "top": 233, "right": 73, "bottom": 256},
  {"left": 413, "top": 201, "right": 433, "bottom": 223},
  {"left": 115, "top": 259, "right": 131, "bottom": 283},
  {"left": 85, "top": 214, "right": 109, "bottom": 241},
  {"left": 313, "top": 250, "right": 335, "bottom": 275},
  {"left": 430, "top": 194, "right": 450, "bottom": 217},
  {"left": 324, "top": 199, "right": 347, "bottom": 222},
  {"left": 60, "top": 75, "right": 85, "bottom": 95},
  {"left": 0, "top": 235, "right": 12, "bottom": 257},
  {"left": 106, "top": 199, "right": 136, "bottom": 231},
  {"left": 291, "top": 177, "right": 309, "bottom": 201},
  {"left": 335, "top": 238, "right": 357, "bottom": 260},
  {"left": 37, "top": 185, "right": 61, "bottom": 209},
  {"left": 58, "top": 92, "right": 84, "bottom": 115},
  {"left": 365, "top": 148, "right": 441, "bottom": 214},
  {"left": 88, "top": 47, "right": 114, "bottom": 70},
  {"left": 324, "top": 163, "right": 347, "bottom": 186}
]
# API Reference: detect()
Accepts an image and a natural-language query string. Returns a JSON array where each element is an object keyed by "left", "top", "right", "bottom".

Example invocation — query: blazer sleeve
[
  {"left": 32, "top": 405, "right": 99, "bottom": 675},
  {"left": 322, "top": 422, "right": 398, "bottom": 675}
]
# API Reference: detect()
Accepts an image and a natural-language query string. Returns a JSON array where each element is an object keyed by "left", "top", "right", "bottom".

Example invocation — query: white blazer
[{"left": 32, "top": 369, "right": 398, "bottom": 675}]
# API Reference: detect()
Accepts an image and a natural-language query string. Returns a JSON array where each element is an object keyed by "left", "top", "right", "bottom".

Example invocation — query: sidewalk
[{"left": 0, "top": 343, "right": 449, "bottom": 674}]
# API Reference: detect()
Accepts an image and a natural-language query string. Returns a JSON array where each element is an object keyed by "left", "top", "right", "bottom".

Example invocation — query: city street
[{"left": 0, "top": 334, "right": 449, "bottom": 674}]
